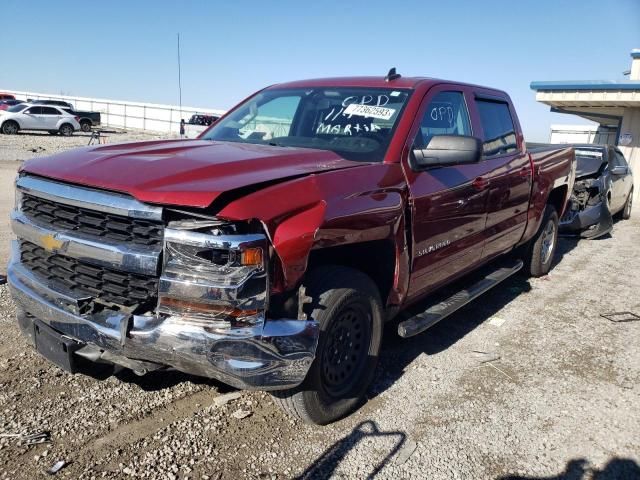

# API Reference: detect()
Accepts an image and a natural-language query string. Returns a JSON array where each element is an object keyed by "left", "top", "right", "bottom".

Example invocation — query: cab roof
[{"left": 268, "top": 76, "right": 510, "bottom": 98}]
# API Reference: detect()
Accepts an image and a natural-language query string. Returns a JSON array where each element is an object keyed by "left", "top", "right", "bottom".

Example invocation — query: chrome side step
[{"left": 398, "top": 260, "right": 523, "bottom": 338}]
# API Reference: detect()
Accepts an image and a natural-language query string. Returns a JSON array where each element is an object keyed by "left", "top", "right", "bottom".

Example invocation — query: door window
[
  {"left": 613, "top": 150, "right": 628, "bottom": 168},
  {"left": 41, "top": 107, "right": 60, "bottom": 115},
  {"left": 24, "top": 107, "right": 43, "bottom": 114},
  {"left": 475, "top": 100, "right": 517, "bottom": 157},
  {"left": 415, "top": 91, "right": 471, "bottom": 149}
]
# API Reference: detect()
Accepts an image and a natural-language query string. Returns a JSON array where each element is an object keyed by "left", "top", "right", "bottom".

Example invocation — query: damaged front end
[
  {"left": 8, "top": 175, "right": 319, "bottom": 390},
  {"left": 559, "top": 175, "right": 613, "bottom": 239}
]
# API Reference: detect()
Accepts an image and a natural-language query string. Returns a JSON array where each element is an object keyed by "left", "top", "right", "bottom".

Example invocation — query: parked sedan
[
  {"left": 560, "top": 144, "right": 634, "bottom": 238},
  {"left": 0, "top": 99, "right": 25, "bottom": 110},
  {"left": 0, "top": 104, "right": 81, "bottom": 136}
]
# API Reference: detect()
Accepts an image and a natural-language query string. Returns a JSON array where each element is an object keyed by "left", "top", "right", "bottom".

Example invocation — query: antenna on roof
[{"left": 385, "top": 67, "right": 401, "bottom": 82}]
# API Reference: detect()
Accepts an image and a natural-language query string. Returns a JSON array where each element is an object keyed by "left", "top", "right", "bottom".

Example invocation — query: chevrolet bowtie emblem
[{"left": 40, "top": 233, "right": 64, "bottom": 252}]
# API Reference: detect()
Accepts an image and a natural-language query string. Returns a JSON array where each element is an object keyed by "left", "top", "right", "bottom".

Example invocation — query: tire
[
  {"left": 524, "top": 205, "right": 558, "bottom": 277},
  {"left": 1, "top": 120, "right": 19, "bottom": 135},
  {"left": 621, "top": 188, "right": 633, "bottom": 220},
  {"left": 80, "top": 120, "right": 92, "bottom": 133},
  {"left": 272, "top": 265, "right": 383, "bottom": 425},
  {"left": 59, "top": 123, "right": 74, "bottom": 136}
]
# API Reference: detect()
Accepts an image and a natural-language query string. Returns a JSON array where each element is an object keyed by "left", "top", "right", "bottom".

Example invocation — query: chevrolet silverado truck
[{"left": 8, "top": 71, "right": 575, "bottom": 425}]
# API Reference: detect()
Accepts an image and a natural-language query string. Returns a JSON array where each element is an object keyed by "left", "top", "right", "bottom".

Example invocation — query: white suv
[{"left": 0, "top": 104, "right": 81, "bottom": 136}]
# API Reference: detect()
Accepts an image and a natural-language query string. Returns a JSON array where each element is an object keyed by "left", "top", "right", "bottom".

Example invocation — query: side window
[
  {"left": 25, "top": 107, "right": 42, "bottom": 114},
  {"left": 41, "top": 107, "right": 59, "bottom": 115},
  {"left": 475, "top": 99, "right": 517, "bottom": 157},
  {"left": 238, "top": 95, "right": 301, "bottom": 140},
  {"left": 613, "top": 150, "right": 628, "bottom": 167},
  {"left": 415, "top": 91, "right": 471, "bottom": 148}
]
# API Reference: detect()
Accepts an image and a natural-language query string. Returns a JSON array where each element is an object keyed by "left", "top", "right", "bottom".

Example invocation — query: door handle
[
  {"left": 518, "top": 167, "right": 532, "bottom": 178},
  {"left": 472, "top": 176, "right": 490, "bottom": 191}
]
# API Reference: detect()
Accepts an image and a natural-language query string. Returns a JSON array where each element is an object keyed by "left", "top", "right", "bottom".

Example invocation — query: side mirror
[
  {"left": 611, "top": 165, "right": 628, "bottom": 175},
  {"left": 412, "top": 135, "right": 482, "bottom": 169}
]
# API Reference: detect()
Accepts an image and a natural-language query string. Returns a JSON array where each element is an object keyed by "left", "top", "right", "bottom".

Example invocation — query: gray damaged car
[{"left": 560, "top": 144, "right": 634, "bottom": 238}]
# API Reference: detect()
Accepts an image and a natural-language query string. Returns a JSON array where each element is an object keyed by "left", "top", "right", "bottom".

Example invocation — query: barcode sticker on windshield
[{"left": 344, "top": 104, "right": 396, "bottom": 120}]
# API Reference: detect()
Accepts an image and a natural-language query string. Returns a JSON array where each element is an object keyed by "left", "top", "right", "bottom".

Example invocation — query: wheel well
[
  {"left": 306, "top": 240, "right": 395, "bottom": 304},
  {"left": 547, "top": 185, "right": 568, "bottom": 215}
]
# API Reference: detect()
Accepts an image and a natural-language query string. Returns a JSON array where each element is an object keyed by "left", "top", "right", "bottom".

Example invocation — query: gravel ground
[
  {"left": 0, "top": 134, "right": 638, "bottom": 479},
  {"left": 0, "top": 129, "right": 169, "bottom": 162}
]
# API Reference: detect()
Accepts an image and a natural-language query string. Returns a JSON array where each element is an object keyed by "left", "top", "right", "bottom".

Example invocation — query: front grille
[
  {"left": 21, "top": 193, "right": 163, "bottom": 246},
  {"left": 20, "top": 240, "right": 158, "bottom": 311}
]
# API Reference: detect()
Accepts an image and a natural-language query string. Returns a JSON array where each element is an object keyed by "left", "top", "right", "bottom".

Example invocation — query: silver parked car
[{"left": 0, "top": 104, "right": 81, "bottom": 136}]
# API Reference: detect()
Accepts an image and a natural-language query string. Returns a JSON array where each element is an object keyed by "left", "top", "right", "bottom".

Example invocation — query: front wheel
[
  {"left": 272, "top": 266, "right": 383, "bottom": 425},
  {"left": 524, "top": 205, "right": 558, "bottom": 277},
  {"left": 621, "top": 188, "right": 633, "bottom": 220},
  {"left": 2, "top": 121, "right": 19, "bottom": 135},
  {"left": 59, "top": 123, "right": 74, "bottom": 136}
]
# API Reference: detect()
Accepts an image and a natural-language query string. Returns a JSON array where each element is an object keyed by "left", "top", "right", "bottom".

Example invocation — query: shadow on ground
[
  {"left": 296, "top": 420, "right": 406, "bottom": 479},
  {"left": 499, "top": 457, "right": 640, "bottom": 480}
]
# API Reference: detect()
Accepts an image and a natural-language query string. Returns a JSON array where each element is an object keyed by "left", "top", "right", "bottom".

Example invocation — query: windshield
[
  {"left": 201, "top": 87, "right": 411, "bottom": 162},
  {"left": 8, "top": 104, "right": 27, "bottom": 113}
]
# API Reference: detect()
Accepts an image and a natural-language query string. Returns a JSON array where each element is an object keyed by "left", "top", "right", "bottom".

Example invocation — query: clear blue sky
[{"left": 1, "top": 0, "right": 639, "bottom": 141}]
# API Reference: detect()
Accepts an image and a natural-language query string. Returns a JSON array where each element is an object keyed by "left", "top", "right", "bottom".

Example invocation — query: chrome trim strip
[
  {"left": 164, "top": 228, "right": 266, "bottom": 250},
  {"left": 11, "top": 210, "right": 161, "bottom": 276},
  {"left": 158, "top": 272, "right": 267, "bottom": 311},
  {"left": 16, "top": 175, "right": 163, "bottom": 221}
]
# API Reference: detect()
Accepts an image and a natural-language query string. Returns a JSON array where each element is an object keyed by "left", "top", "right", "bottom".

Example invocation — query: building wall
[{"left": 2, "top": 89, "right": 226, "bottom": 134}]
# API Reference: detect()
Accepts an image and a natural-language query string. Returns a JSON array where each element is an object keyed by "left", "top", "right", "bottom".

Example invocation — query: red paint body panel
[
  {"left": 20, "top": 75, "right": 575, "bottom": 313},
  {"left": 21, "top": 140, "right": 363, "bottom": 207}
]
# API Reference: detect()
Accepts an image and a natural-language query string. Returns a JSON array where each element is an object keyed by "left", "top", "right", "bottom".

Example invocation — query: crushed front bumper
[
  {"left": 559, "top": 201, "right": 613, "bottom": 239},
  {"left": 8, "top": 243, "right": 319, "bottom": 390}
]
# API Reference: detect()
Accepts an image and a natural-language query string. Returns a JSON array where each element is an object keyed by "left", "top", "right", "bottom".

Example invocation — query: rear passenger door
[
  {"left": 472, "top": 95, "right": 530, "bottom": 260},
  {"left": 40, "top": 107, "right": 63, "bottom": 129},
  {"left": 404, "top": 86, "right": 493, "bottom": 299}
]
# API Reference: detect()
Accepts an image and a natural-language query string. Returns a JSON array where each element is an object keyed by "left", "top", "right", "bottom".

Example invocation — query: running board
[{"left": 397, "top": 260, "right": 523, "bottom": 338}]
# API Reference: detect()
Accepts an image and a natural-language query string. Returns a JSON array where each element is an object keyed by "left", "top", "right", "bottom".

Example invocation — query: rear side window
[
  {"left": 415, "top": 91, "right": 471, "bottom": 148},
  {"left": 24, "top": 107, "right": 43, "bottom": 114},
  {"left": 475, "top": 99, "right": 518, "bottom": 157},
  {"left": 41, "top": 107, "right": 60, "bottom": 115}
]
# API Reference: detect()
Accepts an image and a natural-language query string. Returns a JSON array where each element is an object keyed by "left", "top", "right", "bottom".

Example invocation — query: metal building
[{"left": 531, "top": 49, "right": 640, "bottom": 201}]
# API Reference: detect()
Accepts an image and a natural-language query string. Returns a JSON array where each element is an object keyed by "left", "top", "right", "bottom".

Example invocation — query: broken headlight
[{"left": 158, "top": 220, "right": 268, "bottom": 329}]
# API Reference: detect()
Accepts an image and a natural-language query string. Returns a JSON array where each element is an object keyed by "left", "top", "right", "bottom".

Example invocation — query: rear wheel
[
  {"left": 621, "top": 188, "right": 633, "bottom": 220},
  {"left": 59, "top": 123, "right": 74, "bottom": 136},
  {"left": 80, "top": 120, "right": 92, "bottom": 132},
  {"left": 272, "top": 266, "right": 383, "bottom": 425},
  {"left": 524, "top": 205, "right": 558, "bottom": 277},
  {"left": 2, "top": 121, "right": 19, "bottom": 135}
]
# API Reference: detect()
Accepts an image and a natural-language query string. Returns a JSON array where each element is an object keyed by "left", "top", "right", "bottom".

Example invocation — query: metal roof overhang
[{"left": 530, "top": 81, "right": 640, "bottom": 126}]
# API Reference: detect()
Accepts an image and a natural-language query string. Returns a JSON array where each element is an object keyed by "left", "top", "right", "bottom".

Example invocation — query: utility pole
[{"left": 177, "top": 33, "right": 183, "bottom": 136}]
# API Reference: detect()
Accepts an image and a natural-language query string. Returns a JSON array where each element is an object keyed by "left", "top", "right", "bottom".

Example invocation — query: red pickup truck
[{"left": 8, "top": 72, "right": 575, "bottom": 424}]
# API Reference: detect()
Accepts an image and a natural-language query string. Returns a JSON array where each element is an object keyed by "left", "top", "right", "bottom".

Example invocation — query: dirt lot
[{"left": 0, "top": 134, "right": 638, "bottom": 479}]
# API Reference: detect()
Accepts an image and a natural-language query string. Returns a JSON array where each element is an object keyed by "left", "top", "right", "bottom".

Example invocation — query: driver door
[
  {"left": 403, "top": 85, "right": 492, "bottom": 300},
  {"left": 21, "top": 106, "right": 45, "bottom": 129}
]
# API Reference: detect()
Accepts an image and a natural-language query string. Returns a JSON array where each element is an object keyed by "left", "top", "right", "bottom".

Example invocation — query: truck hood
[{"left": 21, "top": 139, "right": 364, "bottom": 208}]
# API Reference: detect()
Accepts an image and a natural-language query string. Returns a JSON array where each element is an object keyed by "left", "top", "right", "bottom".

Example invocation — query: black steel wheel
[
  {"left": 272, "top": 265, "right": 383, "bottom": 425},
  {"left": 320, "top": 298, "right": 373, "bottom": 398}
]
